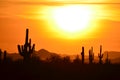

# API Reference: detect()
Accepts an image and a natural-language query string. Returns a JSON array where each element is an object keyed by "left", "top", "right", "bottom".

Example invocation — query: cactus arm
[
  {"left": 32, "top": 44, "right": 35, "bottom": 52},
  {"left": 18, "top": 45, "right": 24, "bottom": 56},
  {"left": 18, "top": 45, "right": 22, "bottom": 54},
  {"left": 21, "top": 45, "right": 24, "bottom": 52},
  {"left": 81, "top": 50, "right": 83, "bottom": 55},
  {"left": 98, "top": 54, "right": 100, "bottom": 57},
  {"left": 30, "top": 44, "right": 35, "bottom": 54},
  {"left": 29, "top": 39, "right": 31, "bottom": 45}
]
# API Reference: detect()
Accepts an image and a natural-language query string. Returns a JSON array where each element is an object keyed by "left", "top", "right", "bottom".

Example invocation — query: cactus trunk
[{"left": 81, "top": 46, "right": 84, "bottom": 64}]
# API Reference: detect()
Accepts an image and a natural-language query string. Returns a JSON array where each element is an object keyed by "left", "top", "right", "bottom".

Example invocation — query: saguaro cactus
[
  {"left": 81, "top": 46, "right": 84, "bottom": 64},
  {"left": 98, "top": 45, "right": 104, "bottom": 64},
  {"left": 89, "top": 47, "right": 94, "bottom": 64},
  {"left": 17, "top": 29, "right": 35, "bottom": 61}
]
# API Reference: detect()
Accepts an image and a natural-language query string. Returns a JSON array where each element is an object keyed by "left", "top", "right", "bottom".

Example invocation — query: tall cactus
[
  {"left": 98, "top": 45, "right": 104, "bottom": 64},
  {"left": 17, "top": 29, "right": 35, "bottom": 61},
  {"left": 89, "top": 47, "right": 94, "bottom": 64},
  {"left": 81, "top": 46, "right": 84, "bottom": 64}
]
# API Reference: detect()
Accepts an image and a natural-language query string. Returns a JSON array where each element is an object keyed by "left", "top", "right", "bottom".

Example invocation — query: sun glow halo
[
  {"left": 44, "top": 5, "right": 98, "bottom": 39},
  {"left": 52, "top": 5, "right": 93, "bottom": 33}
]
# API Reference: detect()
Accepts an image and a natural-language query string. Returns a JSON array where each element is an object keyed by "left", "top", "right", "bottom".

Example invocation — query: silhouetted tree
[
  {"left": 98, "top": 45, "right": 104, "bottom": 64},
  {"left": 46, "top": 55, "right": 62, "bottom": 63},
  {"left": 89, "top": 47, "right": 94, "bottom": 64},
  {"left": 17, "top": 29, "right": 35, "bottom": 62},
  {"left": 81, "top": 46, "right": 85, "bottom": 64},
  {"left": 63, "top": 56, "right": 71, "bottom": 64}
]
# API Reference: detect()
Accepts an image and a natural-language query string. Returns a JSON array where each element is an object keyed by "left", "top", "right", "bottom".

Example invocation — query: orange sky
[{"left": 0, "top": 0, "right": 120, "bottom": 55}]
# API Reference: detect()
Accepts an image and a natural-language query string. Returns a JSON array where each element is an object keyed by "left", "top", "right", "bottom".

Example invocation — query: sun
[
  {"left": 52, "top": 5, "right": 93, "bottom": 33},
  {"left": 44, "top": 5, "right": 98, "bottom": 39}
]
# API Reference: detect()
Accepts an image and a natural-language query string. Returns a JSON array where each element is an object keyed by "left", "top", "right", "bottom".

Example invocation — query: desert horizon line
[{"left": 1, "top": 28, "right": 120, "bottom": 55}]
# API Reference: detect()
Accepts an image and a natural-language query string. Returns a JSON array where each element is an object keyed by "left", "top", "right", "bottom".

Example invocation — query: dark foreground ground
[{"left": 0, "top": 62, "right": 120, "bottom": 80}]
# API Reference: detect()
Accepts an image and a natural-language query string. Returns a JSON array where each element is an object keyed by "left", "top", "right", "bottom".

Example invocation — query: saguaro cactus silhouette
[
  {"left": 81, "top": 46, "right": 84, "bottom": 64},
  {"left": 17, "top": 29, "right": 35, "bottom": 61},
  {"left": 89, "top": 47, "right": 94, "bottom": 64},
  {"left": 98, "top": 45, "right": 104, "bottom": 64}
]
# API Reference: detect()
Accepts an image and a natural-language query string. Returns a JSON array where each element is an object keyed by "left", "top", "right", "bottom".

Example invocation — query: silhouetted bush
[
  {"left": 73, "top": 55, "right": 81, "bottom": 64},
  {"left": 46, "top": 54, "right": 62, "bottom": 63}
]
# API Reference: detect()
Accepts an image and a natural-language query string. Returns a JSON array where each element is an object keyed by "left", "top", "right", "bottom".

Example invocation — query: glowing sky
[{"left": 0, "top": 0, "right": 120, "bottom": 55}]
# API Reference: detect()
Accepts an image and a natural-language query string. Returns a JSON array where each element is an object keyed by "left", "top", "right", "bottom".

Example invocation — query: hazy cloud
[{"left": 1, "top": 0, "right": 120, "bottom": 6}]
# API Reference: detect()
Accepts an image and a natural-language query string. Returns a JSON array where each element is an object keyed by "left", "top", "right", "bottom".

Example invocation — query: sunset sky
[{"left": 0, "top": 0, "right": 120, "bottom": 55}]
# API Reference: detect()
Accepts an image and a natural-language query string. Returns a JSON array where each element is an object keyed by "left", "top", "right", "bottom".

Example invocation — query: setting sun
[
  {"left": 46, "top": 5, "right": 98, "bottom": 39},
  {"left": 1, "top": 0, "right": 120, "bottom": 79},
  {"left": 53, "top": 5, "right": 93, "bottom": 33}
]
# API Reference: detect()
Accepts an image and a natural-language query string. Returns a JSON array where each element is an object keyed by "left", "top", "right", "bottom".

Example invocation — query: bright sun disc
[
  {"left": 53, "top": 5, "right": 93, "bottom": 33},
  {"left": 44, "top": 5, "right": 98, "bottom": 39}
]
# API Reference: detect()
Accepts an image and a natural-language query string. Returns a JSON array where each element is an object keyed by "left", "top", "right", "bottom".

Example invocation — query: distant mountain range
[
  {"left": 7, "top": 49, "right": 59, "bottom": 61},
  {"left": 103, "top": 51, "right": 120, "bottom": 63},
  {"left": 35, "top": 49, "right": 59, "bottom": 60},
  {"left": 7, "top": 49, "right": 120, "bottom": 63}
]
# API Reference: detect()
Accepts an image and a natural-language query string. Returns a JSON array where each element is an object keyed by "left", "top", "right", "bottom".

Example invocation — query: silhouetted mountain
[
  {"left": 7, "top": 53, "right": 23, "bottom": 61},
  {"left": 104, "top": 51, "right": 120, "bottom": 63},
  {"left": 7, "top": 49, "right": 59, "bottom": 61},
  {"left": 5, "top": 50, "right": 120, "bottom": 64},
  {"left": 35, "top": 49, "right": 59, "bottom": 60}
]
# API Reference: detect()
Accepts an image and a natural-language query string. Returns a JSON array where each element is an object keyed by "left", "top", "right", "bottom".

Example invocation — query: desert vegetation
[{"left": 0, "top": 29, "right": 119, "bottom": 80}]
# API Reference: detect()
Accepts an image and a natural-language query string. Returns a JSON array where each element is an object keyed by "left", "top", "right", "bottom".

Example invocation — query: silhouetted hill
[
  {"left": 7, "top": 49, "right": 59, "bottom": 61},
  {"left": 104, "top": 51, "right": 120, "bottom": 63},
  {"left": 35, "top": 49, "right": 58, "bottom": 60},
  {"left": 104, "top": 51, "right": 120, "bottom": 58},
  {"left": 7, "top": 53, "right": 23, "bottom": 61},
  {"left": 6, "top": 50, "right": 120, "bottom": 63},
  {"left": 34, "top": 49, "right": 59, "bottom": 60}
]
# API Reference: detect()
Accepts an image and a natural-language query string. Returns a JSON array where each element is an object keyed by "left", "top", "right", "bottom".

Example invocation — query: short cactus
[
  {"left": 81, "top": 46, "right": 85, "bottom": 64},
  {"left": 89, "top": 47, "right": 94, "bottom": 64}
]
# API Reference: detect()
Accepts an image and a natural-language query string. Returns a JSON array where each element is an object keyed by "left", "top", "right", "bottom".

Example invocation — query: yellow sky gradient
[{"left": 0, "top": 0, "right": 120, "bottom": 55}]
